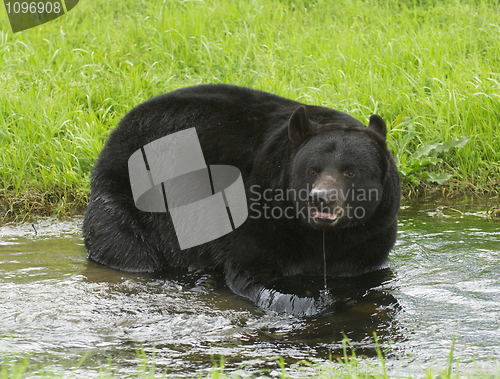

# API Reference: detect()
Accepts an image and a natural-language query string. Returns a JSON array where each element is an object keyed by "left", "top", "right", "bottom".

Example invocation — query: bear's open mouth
[
  {"left": 308, "top": 206, "right": 343, "bottom": 226},
  {"left": 311, "top": 211, "right": 338, "bottom": 221}
]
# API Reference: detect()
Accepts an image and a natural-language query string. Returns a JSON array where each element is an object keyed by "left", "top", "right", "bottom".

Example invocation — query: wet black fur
[{"left": 83, "top": 84, "right": 401, "bottom": 315}]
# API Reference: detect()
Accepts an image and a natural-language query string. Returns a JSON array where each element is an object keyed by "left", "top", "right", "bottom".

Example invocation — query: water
[{"left": 0, "top": 201, "right": 499, "bottom": 377}]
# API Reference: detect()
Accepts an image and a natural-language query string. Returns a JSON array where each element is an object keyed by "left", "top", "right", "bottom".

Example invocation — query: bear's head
[{"left": 287, "top": 105, "right": 395, "bottom": 230}]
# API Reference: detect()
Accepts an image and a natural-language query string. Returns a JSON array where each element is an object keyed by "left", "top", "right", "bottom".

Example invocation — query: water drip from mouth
[
  {"left": 323, "top": 230, "right": 327, "bottom": 290},
  {"left": 319, "top": 230, "right": 333, "bottom": 308}
]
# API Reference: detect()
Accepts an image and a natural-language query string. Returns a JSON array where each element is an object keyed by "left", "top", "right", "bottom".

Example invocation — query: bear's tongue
[{"left": 312, "top": 211, "right": 338, "bottom": 220}]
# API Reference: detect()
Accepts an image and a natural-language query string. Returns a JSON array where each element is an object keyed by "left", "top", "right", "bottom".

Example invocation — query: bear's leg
[
  {"left": 83, "top": 196, "right": 170, "bottom": 273},
  {"left": 223, "top": 260, "right": 336, "bottom": 316}
]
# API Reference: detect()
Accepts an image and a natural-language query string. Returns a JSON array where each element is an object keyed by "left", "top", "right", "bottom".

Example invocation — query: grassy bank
[
  {"left": 1, "top": 0, "right": 500, "bottom": 219},
  {"left": 2, "top": 340, "right": 500, "bottom": 378}
]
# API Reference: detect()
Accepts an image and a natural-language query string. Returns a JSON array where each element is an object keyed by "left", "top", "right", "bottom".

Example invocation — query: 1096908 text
[{"left": 4, "top": 1, "right": 62, "bottom": 14}]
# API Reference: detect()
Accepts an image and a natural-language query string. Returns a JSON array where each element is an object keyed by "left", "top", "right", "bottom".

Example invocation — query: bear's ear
[
  {"left": 368, "top": 114, "right": 387, "bottom": 140},
  {"left": 288, "top": 105, "right": 310, "bottom": 146}
]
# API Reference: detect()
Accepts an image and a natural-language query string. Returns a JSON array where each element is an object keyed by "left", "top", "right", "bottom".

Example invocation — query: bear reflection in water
[
  {"left": 257, "top": 268, "right": 398, "bottom": 317},
  {"left": 83, "top": 84, "right": 401, "bottom": 316}
]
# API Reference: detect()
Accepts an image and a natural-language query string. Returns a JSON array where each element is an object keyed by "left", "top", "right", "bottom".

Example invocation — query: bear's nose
[{"left": 308, "top": 188, "right": 330, "bottom": 205}]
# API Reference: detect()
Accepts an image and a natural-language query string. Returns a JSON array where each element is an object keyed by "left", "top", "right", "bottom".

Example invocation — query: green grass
[
  {"left": 1, "top": 0, "right": 500, "bottom": 218},
  {"left": 2, "top": 337, "right": 500, "bottom": 378}
]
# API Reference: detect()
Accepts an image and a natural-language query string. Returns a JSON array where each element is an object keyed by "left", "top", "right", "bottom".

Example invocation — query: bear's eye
[
  {"left": 309, "top": 168, "right": 318, "bottom": 176},
  {"left": 344, "top": 170, "right": 356, "bottom": 178}
]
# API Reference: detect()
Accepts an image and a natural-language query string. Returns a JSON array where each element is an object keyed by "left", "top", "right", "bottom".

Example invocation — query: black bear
[{"left": 83, "top": 84, "right": 401, "bottom": 315}]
